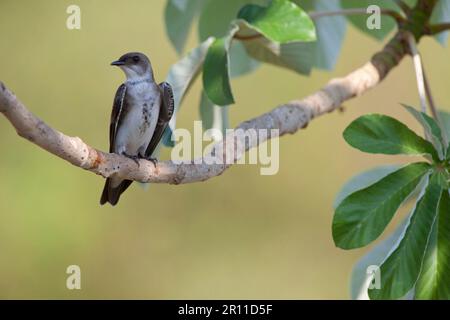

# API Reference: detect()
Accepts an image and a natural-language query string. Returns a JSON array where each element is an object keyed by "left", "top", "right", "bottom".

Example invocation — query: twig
[{"left": 394, "top": 0, "right": 411, "bottom": 14}]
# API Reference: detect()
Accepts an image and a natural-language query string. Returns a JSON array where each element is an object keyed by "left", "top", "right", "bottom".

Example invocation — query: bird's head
[{"left": 111, "top": 52, "right": 153, "bottom": 80}]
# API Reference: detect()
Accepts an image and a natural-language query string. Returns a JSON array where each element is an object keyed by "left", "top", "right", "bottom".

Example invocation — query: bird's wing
[
  {"left": 109, "top": 84, "right": 128, "bottom": 153},
  {"left": 100, "top": 84, "right": 132, "bottom": 206},
  {"left": 145, "top": 82, "right": 174, "bottom": 157}
]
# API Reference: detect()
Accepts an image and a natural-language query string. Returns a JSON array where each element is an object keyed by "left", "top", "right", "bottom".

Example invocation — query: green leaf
[
  {"left": 163, "top": 38, "right": 215, "bottom": 146},
  {"left": 203, "top": 27, "right": 238, "bottom": 106},
  {"left": 440, "top": 110, "right": 450, "bottom": 141},
  {"left": 403, "top": 105, "right": 445, "bottom": 160},
  {"left": 234, "top": 0, "right": 317, "bottom": 75},
  {"left": 415, "top": 190, "right": 450, "bottom": 300},
  {"left": 241, "top": 0, "right": 351, "bottom": 72},
  {"left": 435, "top": 110, "right": 450, "bottom": 159},
  {"left": 439, "top": 110, "right": 450, "bottom": 158},
  {"left": 402, "top": 0, "right": 418, "bottom": 6},
  {"left": 293, "top": 0, "right": 347, "bottom": 70},
  {"left": 199, "top": 90, "right": 229, "bottom": 139},
  {"left": 431, "top": 0, "right": 450, "bottom": 46},
  {"left": 198, "top": 0, "right": 267, "bottom": 78},
  {"left": 435, "top": 168, "right": 450, "bottom": 189},
  {"left": 237, "top": 31, "right": 314, "bottom": 74},
  {"left": 229, "top": 41, "right": 261, "bottom": 78},
  {"left": 343, "top": 114, "right": 439, "bottom": 161},
  {"left": 333, "top": 162, "right": 431, "bottom": 249},
  {"left": 350, "top": 217, "right": 410, "bottom": 300},
  {"left": 237, "top": 0, "right": 316, "bottom": 43},
  {"left": 198, "top": 0, "right": 268, "bottom": 41},
  {"left": 341, "top": 0, "right": 401, "bottom": 40},
  {"left": 167, "top": 37, "right": 215, "bottom": 114},
  {"left": 334, "top": 165, "right": 401, "bottom": 209},
  {"left": 197, "top": 0, "right": 319, "bottom": 76},
  {"left": 164, "top": 0, "right": 207, "bottom": 54},
  {"left": 369, "top": 174, "right": 444, "bottom": 300}
]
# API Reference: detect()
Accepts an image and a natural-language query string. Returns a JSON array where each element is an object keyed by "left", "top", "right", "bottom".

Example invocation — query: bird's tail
[{"left": 100, "top": 178, "right": 133, "bottom": 206}]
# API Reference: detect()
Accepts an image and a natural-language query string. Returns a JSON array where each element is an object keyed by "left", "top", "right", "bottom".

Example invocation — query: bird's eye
[{"left": 132, "top": 56, "right": 140, "bottom": 63}]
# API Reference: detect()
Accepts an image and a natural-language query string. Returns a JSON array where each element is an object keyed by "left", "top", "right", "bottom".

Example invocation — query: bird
[{"left": 100, "top": 52, "right": 174, "bottom": 206}]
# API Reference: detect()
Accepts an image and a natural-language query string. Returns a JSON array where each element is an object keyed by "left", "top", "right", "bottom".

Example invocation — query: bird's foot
[
  {"left": 142, "top": 156, "right": 158, "bottom": 168},
  {"left": 122, "top": 152, "right": 140, "bottom": 167}
]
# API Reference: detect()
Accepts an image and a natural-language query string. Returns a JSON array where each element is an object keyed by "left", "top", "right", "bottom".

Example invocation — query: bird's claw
[
  {"left": 143, "top": 156, "right": 158, "bottom": 168},
  {"left": 121, "top": 152, "right": 158, "bottom": 168},
  {"left": 122, "top": 152, "right": 140, "bottom": 167}
]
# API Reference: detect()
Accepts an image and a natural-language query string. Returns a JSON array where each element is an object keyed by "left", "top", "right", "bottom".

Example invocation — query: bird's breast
[{"left": 114, "top": 82, "right": 161, "bottom": 156}]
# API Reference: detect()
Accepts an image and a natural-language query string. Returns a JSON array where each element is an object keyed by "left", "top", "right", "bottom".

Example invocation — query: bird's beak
[{"left": 111, "top": 60, "right": 125, "bottom": 66}]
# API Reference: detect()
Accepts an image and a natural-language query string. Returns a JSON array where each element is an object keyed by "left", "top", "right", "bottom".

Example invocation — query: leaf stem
[
  {"left": 405, "top": 32, "right": 448, "bottom": 146},
  {"left": 394, "top": 0, "right": 411, "bottom": 14},
  {"left": 405, "top": 32, "right": 427, "bottom": 114},
  {"left": 423, "top": 70, "right": 449, "bottom": 146}
]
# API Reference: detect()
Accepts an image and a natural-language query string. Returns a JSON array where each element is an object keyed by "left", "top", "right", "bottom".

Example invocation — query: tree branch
[
  {"left": 0, "top": 32, "right": 410, "bottom": 185},
  {"left": 428, "top": 23, "right": 450, "bottom": 36}
]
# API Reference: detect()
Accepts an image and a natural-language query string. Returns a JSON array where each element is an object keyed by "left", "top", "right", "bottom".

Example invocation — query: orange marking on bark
[{"left": 91, "top": 150, "right": 104, "bottom": 169}]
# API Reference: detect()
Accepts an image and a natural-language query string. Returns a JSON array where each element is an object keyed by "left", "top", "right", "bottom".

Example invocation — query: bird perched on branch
[{"left": 100, "top": 52, "right": 174, "bottom": 206}]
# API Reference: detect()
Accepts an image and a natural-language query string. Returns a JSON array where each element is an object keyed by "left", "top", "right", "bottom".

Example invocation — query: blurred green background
[{"left": 0, "top": 0, "right": 449, "bottom": 299}]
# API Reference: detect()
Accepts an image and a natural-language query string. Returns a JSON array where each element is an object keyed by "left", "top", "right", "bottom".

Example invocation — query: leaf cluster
[{"left": 334, "top": 107, "right": 450, "bottom": 299}]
